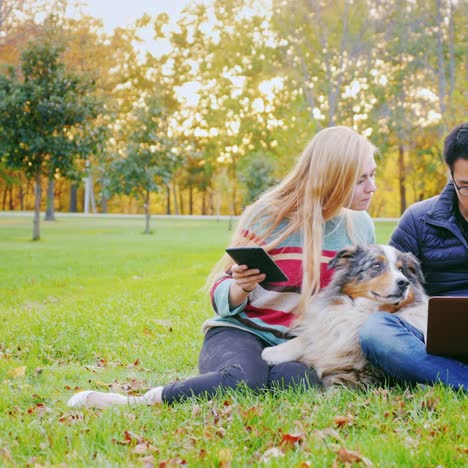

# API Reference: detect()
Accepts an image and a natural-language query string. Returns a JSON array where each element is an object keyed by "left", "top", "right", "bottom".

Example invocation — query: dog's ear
[
  {"left": 400, "top": 251, "right": 425, "bottom": 286},
  {"left": 328, "top": 246, "right": 363, "bottom": 270}
]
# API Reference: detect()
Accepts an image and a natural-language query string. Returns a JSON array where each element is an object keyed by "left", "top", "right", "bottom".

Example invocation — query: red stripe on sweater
[{"left": 244, "top": 305, "right": 296, "bottom": 327}]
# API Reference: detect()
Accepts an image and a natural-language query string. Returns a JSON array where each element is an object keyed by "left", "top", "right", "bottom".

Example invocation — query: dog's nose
[{"left": 397, "top": 278, "right": 409, "bottom": 290}]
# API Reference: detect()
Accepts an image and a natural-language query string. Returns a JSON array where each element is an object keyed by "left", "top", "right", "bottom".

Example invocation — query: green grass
[{"left": 0, "top": 216, "right": 466, "bottom": 467}]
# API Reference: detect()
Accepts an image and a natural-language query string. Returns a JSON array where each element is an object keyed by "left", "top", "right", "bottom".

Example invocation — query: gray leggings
[{"left": 161, "top": 326, "right": 320, "bottom": 403}]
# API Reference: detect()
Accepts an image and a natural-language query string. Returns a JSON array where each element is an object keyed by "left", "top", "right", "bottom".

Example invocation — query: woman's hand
[{"left": 229, "top": 264, "right": 266, "bottom": 308}]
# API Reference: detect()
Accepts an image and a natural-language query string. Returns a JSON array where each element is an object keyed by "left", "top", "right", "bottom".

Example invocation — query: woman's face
[{"left": 348, "top": 154, "right": 377, "bottom": 211}]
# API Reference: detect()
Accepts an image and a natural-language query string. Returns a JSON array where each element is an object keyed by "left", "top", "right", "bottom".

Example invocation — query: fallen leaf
[
  {"left": 313, "top": 428, "right": 343, "bottom": 442},
  {"left": 421, "top": 397, "right": 440, "bottom": 411},
  {"left": 127, "top": 358, "right": 140, "bottom": 369},
  {"left": 335, "top": 447, "right": 374, "bottom": 467},
  {"left": 218, "top": 448, "right": 232, "bottom": 463},
  {"left": 192, "top": 405, "right": 202, "bottom": 417},
  {"left": 131, "top": 442, "right": 159, "bottom": 455},
  {"left": 240, "top": 405, "right": 263, "bottom": 419},
  {"left": 97, "top": 358, "right": 107, "bottom": 368},
  {"left": 58, "top": 412, "right": 84, "bottom": 425},
  {"left": 159, "top": 458, "right": 187, "bottom": 467},
  {"left": 8, "top": 366, "right": 26, "bottom": 378},
  {"left": 113, "top": 430, "right": 147, "bottom": 446},
  {"left": 280, "top": 432, "right": 305, "bottom": 448},
  {"left": 0, "top": 447, "right": 13, "bottom": 462},
  {"left": 26, "top": 403, "right": 52, "bottom": 417},
  {"left": 334, "top": 414, "right": 354, "bottom": 428},
  {"left": 94, "top": 380, "right": 110, "bottom": 388},
  {"left": 139, "top": 455, "right": 155, "bottom": 466},
  {"left": 260, "top": 447, "right": 285, "bottom": 463}
]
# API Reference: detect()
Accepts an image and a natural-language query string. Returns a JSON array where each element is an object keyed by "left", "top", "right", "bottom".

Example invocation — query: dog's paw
[{"left": 261, "top": 346, "right": 286, "bottom": 365}]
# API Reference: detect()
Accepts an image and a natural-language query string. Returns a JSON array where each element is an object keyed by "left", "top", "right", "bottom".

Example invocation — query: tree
[
  {"left": 0, "top": 41, "right": 103, "bottom": 239},
  {"left": 238, "top": 152, "right": 278, "bottom": 205},
  {"left": 106, "top": 93, "right": 180, "bottom": 234}
]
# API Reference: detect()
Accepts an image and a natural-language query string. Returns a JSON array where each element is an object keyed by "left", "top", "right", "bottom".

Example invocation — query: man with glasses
[
  {"left": 358, "top": 122, "right": 468, "bottom": 391},
  {"left": 389, "top": 121, "right": 468, "bottom": 296}
]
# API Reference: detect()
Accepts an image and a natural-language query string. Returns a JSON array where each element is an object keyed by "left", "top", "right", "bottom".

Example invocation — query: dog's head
[{"left": 327, "top": 244, "right": 425, "bottom": 310}]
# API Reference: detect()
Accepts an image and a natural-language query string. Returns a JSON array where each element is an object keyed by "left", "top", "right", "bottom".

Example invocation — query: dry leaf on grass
[
  {"left": 217, "top": 448, "right": 233, "bottom": 463},
  {"left": 113, "top": 430, "right": 147, "bottom": 446},
  {"left": 334, "top": 447, "right": 374, "bottom": 467},
  {"left": 191, "top": 404, "right": 202, "bottom": 417},
  {"left": 159, "top": 457, "right": 187, "bottom": 467},
  {"left": 334, "top": 414, "right": 354, "bottom": 428},
  {"left": 127, "top": 358, "right": 140, "bottom": 369},
  {"left": 421, "top": 396, "right": 441, "bottom": 411},
  {"left": 279, "top": 432, "right": 306, "bottom": 448},
  {"left": 26, "top": 403, "right": 52, "bottom": 417},
  {"left": 312, "top": 428, "right": 343, "bottom": 443},
  {"left": 131, "top": 442, "right": 159, "bottom": 455},
  {"left": 57, "top": 412, "right": 84, "bottom": 425},
  {"left": 260, "top": 447, "right": 285, "bottom": 463},
  {"left": 7, "top": 366, "right": 26, "bottom": 378}
]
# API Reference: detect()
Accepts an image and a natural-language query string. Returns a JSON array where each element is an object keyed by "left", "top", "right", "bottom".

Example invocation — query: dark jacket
[{"left": 390, "top": 182, "right": 468, "bottom": 296}]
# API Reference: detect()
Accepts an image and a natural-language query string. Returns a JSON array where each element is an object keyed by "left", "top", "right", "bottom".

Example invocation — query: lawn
[{"left": 0, "top": 215, "right": 466, "bottom": 467}]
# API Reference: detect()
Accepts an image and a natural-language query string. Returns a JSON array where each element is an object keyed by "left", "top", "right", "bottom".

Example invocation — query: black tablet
[{"left": 225, "top": 246, "right": 289, "bottom": 283}]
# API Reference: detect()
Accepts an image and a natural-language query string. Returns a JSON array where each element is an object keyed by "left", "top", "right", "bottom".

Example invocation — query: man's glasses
[{"left": 452, "top": 175, "right": 468, "bottom": 197}]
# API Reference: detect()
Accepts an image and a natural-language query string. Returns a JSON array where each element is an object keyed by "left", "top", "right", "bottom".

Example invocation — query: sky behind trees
[{"left": 0, "top": 0, "right": 467, "bottom": 223}]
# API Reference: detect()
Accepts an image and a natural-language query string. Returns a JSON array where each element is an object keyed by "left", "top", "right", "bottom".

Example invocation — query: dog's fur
[{"left": 261, "top": 245, "right": 428, "bottom": 388}]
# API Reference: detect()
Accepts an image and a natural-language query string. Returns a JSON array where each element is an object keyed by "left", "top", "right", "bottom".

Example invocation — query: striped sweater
[{"left": 202, "top": 210, "right": 375, "bottom": 346}]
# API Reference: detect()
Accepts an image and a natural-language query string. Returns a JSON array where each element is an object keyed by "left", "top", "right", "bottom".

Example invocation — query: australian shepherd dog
[{"left": 262, "top": 244, "right": 428, "bottom": 388}]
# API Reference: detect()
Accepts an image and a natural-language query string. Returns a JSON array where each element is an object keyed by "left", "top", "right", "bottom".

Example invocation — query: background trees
[
  {"left": 0, "top": 39, "right": 103, "bottom": 239},
  {"left": 0, "top": 0, "right": 467, "bottom": 223},
  {"left": 106, "top": 92, "right": 180, "bottom": 234}
]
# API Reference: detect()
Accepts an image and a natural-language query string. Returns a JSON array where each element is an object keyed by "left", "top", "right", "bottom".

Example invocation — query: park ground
[{"left": 0, "top": 215, "right": 466, "bottom": 466}]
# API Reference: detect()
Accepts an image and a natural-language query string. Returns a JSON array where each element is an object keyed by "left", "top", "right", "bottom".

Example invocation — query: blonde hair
[{"left": 209, "top": 126, "right": 376, "bottom": 314}]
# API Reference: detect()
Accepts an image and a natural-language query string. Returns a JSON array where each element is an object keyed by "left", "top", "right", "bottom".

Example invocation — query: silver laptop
[{"left": 425, "top": 297, "right": 468, "bottom": 357}]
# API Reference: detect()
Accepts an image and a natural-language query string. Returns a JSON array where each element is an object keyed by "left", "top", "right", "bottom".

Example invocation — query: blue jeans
[{"left": 359, "top": 313, "right": 468, "bottom": 391}]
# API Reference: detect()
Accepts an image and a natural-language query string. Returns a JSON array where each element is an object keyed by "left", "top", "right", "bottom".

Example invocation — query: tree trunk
[
  {"left": 398, "top": 144, "right": 407, "bottom": 215},
  {"left": 202, "top": 189, "right": 206, "bottom": 215},
  {"left": 172, "top": 184, "right": 179, "bottom": 215},
  {"left": 101, "top": 195, "right": 107, "bottom": 214},
  {"left": 33, "top": 170, "right": 42, "bottom": 241},
  {"left": 44, "top": 176, "right": 56, "bottom": 221},
  {"left": 179, "top": 186, "right": 184, "bottom": 214},
  {"left": 7, "top": 185, "right": 13, "bottom": 209},
  {"left": 165, "top": 184, "right": 171, "bottom": 215},
  {"left": 1, "top": 185, "right": 6, "bottom": 210},
  {"left": 448, "top": 0, "right": 455, "bottom": 99},
  {"left": 327, "top": 0, "right": 349, "bottom": 126},
  {"left": 299, "top": 55, "right": 317, "bottom": 123},
  {"left": 189, "top": 186, "right": 193, "bottom": 215},
  {"left": 144, "top": 192, "right": 151, "bottom": 234},
  {"left": 19, "top": 183, "right": 24, "bottom": 210},
  {"left": 84, "top": 174, "right": 96, "bottom": 214},
  {"left": 436, "top": 0, "right": 446, "bottom": 116},
  {"left": 69, "top": 183, "right": 78, "bottom": 212},
  {"left": 466, "top": 35, "right": 468, "bottom": 81},
  {"left": 25, "top": 179, "right": 33, "bottom": 209},
  {"left": 232, "top": 182, "right": 238, "bottom": 216}
]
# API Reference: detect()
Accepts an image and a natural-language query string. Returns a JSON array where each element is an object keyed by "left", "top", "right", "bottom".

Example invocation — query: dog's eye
[
  {"left": 371, "top": 262, "right": 382, "bottom": 271},
  {"left": 398, "top": 267, "right": 405, "bottom": 273}
]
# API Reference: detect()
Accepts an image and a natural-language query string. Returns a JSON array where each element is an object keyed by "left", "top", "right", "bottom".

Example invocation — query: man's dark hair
[{"left": 443, "top": 122, "right": 468, "bottom": 171}]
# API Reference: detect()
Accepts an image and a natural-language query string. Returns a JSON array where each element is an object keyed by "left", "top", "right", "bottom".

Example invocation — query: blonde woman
[{"left": 68, "top": 126, "right": 378, "bottom": 408}]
